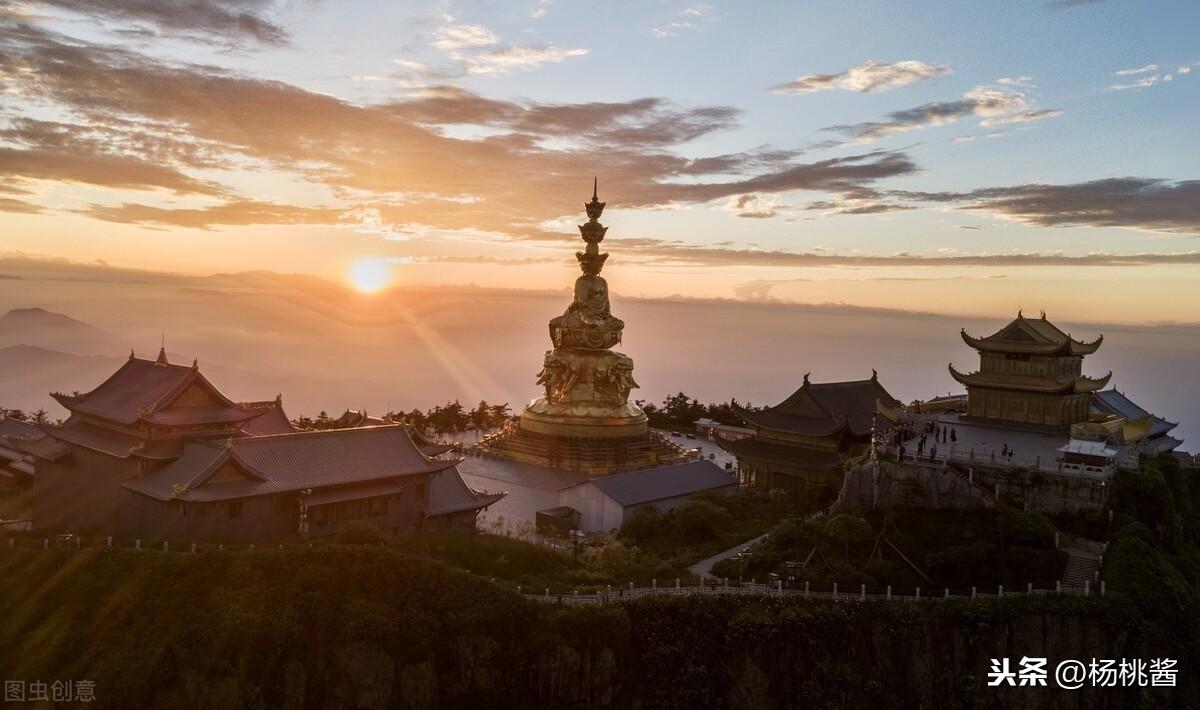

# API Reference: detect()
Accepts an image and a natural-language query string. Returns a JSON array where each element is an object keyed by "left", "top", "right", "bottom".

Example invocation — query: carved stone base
[
  {"left": 474, "top": 419, "right": 687, "bottom": 476},
  {"left": 520, "top": 396, "right": 648, "bottom": 439}
]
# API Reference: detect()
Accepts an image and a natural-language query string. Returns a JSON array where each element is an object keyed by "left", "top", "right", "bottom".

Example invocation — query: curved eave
[
  {"left": 1069, "top": 334, "right": 1103, "bottom": 355},
  {"left": 735, "top": 408, "right": 847, "bottom": 438},
  {"left": 50, "top": 392, "right": 81, "bottom": 410},
  {"left": 949, "top": 364, "right": 1083, "bottom": 394},
  {"left": 948, "top": 363, "right": 974, "bottom": 386},
  {"left": 1075, "top": 372, "right": 1112, "bottom": 393},
  {"left": 960, "top": 329, "right": 987, "bottom": 351}
]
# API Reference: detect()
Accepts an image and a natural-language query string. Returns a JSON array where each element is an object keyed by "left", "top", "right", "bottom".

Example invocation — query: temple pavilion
[
  {"left": 26, "top": 348, "right": 503, "bottom": 541},
  {"left": 475, "top": 182, "right": 687, "bottom": 474},
  {"left": 950, "top": 311, "right": 1110, "bottom": 429},
  {"left": 718, "top": 372, "right": 901, "bottom": 494}
]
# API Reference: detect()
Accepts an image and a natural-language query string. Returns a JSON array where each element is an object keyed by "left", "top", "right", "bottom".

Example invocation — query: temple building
[
  {"left": 27, "top": 348, "right": 503, "bottom": 541},
  {"left": 475, "top": 182, "right": 687, "bottom": 475},
  {"left": 331, "top": 409, "right": 388, "bottom": 429},
  {"left": 0, "top": 417, "right": 42, "bottom": 483},
  {"left": 719, "top": 372, "right": 900, "bottom": 494},
  {"left": 950, "top": 311, "right": 1110, "bottom": 429},
  {"left": 1087, "top": 388, "right": 1183, "bottom": 455}
]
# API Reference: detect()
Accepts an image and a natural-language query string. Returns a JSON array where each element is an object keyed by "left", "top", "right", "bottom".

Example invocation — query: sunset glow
[{"left": 0, "top": 1, "right": 1194, "bottom": 324}]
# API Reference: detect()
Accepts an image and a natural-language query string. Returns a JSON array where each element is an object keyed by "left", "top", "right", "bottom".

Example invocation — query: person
[
  {"left": 930, "top": 443, "right": 938, "bottom": 461},
  {"left": 951, "top": 428, "right": 957, "bottom": 443}
]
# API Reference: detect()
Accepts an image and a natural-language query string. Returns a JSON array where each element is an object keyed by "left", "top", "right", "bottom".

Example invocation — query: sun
[{"left": 348, "top": 258, "right": 392, "bottom": 293}]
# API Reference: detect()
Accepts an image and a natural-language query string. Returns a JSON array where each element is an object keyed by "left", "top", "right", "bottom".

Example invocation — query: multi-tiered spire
[
  {"left": 474, "top": 180, "right": 686, "bottom": 474},
  {"left": 577, "top": 178, "right": 609, "bottom": 277}
]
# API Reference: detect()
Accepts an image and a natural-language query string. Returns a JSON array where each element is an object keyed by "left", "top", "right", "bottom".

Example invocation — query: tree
[
  {"left": 620, "top": 506, "right": 666, "bottom": 545},
  {"left": 824, "top": 514, "right": 872, "bottom": 558},
  {"left": 672, "top": 499, "right": 733, "bottom": 544}
]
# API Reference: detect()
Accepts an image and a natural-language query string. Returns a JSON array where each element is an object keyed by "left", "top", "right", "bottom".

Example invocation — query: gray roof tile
[{"left": 567, "top": 460, "right": 736, "bottom": 507}]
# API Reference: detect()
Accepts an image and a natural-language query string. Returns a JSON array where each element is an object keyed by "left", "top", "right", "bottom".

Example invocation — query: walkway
[
  {"left": 1059, "top": 534, "right": 1104, "bottom": 591},
  {"left": 687, "top": 532, "right": 770, "bottom": 579}
]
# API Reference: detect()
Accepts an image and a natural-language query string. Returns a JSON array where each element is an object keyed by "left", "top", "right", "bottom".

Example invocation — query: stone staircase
[{"left": 1058, "top": 533, "right": 1104, "bottom": 591}]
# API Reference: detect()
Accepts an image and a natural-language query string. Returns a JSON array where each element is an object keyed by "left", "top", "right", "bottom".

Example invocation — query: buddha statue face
[{"left": 574, "top": 274, "right": 610, "bottom": 314}]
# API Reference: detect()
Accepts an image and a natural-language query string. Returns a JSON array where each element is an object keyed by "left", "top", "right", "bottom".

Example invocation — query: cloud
[
  {"left": 0, "top": 146, "right": 227, "bottom": 196},
  {"left": 978, "top": 108, "right": 1062, "bottom": 126},
  {"left": 0, "top": 197, "right": 43, "bottom": 214},
  {"left": 653, "top": 4, "right": 714, "bottom": 38},
  {"left": 428, "top": 19, "right": 586, "bottom": 76},
  {"left": 894, "top": 178, "right": 1200, "bottom": 234},
  {"left": 1115, "top": 64, "right": 1158, "bottom": 76},
  {"left": 1108, "top": 74, "right": 1163, "bottom": 91},
  {"left": 806, "top": 198, "right": 913, "bottom": 215},
  {"left": 770, "top": 60, "right": 951, "bottom": 95},
  {"left": 78, "top": 200, "right": 346, "bottom": 228},
  {"left": 431, "top": 24, "right": 498, "bottom": 50},
  {"left": 826, "top": 86, "right": 1059, "bottom": 143},
  {"left": 725, "top": 193, "right": 782, "bottom": 218},
  {"left": 0, "top": 22, "right": 921, "bottom": 231},
  {"left": 629, "top": 242, "right": 1200, "bottom": 269},
  {"left": 27, "top": 0, "right": 291, "bottom": 47},
  {"left": 462, "top": 45, "right": 588, "bottom": 75}
]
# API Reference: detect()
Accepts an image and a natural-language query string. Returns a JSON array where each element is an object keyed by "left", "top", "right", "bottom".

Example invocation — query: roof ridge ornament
[
  {"left": 870, "top": 369, "right": 878, "bottom": 382},
  {"left": 129, "top": 348, "right": 135, "bottom": 360},
  {"left": 803, "top": 372, "right": 811, "bottom": 386}
]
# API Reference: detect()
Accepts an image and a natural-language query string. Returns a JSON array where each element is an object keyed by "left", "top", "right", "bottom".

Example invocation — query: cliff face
[
  {"left": 835, "top": 459, "right": 990, "bottom": 512},
  {"left": 0, "top": 547, "right": 1184, "bottom": 709},
  {"left": 835, "top": 459, "right": 1108, "bottom": 515}
]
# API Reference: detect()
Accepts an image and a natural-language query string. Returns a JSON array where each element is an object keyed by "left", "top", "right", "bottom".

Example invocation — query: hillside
[
  {"left": 0, "top": 307, "right": 124, "bottom": 354},
  {"left": 0, "top": 542, "right": 1184, "bottom": 709}
]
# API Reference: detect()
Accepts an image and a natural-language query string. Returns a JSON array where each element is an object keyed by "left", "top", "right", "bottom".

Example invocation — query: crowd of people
[{"left": 888, "top": 418, "right": 958, "bottom": 463}]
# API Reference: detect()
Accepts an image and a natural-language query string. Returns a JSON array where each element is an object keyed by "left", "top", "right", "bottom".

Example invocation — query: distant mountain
[
  {"left": 0, "top": 344, "right": 348, "bottom": 423},
  {"left": 0, "top": 307, "right": 125, "bottom": 355},
  {"left": 0, "top": 345, "right": 123, "bottom": 418}
]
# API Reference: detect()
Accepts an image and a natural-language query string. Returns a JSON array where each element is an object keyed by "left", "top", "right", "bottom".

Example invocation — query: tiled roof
[
  {"left": 716, "top": 436, "right": 843, "bottom": 471},
  {"left": 961, "top": 313, "right": 1102, "bottom": 355},
  {"left": 333, "top": 409, "right": 388, "bottom": 428},
  {"left": 239, "top": 399, "right": 297, "bottom": 436},
  {"left": 1092, "top": 389, "right": 1177, "bottom": 437},
  {"left": 565, "top": 460, "right": 736, "bottom": 508},
  {"left": 0, "top": 418, "right": 41, "bottom": 438},
  {"left": 52, "top": 355, "right": 255, "bottom": 425},
  {"left": 48, "top": 422, "right": 144, "bottom": 458},
  {"left": 426, "top": 467, "right": 506, "bottom": 516},
  {"left": 124, "top": 425, "right": 459, "bottom": 503},
  {"left": 11, "top": 433, "right": 70, "bottom": 461},
  {"left": 304, "top": 480, "right": 404, "bottom": 507},
  {"left": 740, "top": 376, "right": 899, "bottom": 437},
  {"left": 144, "top": 403, "right": 266, "bottom": 426},
  {"left": 949, "top": 366, "right": 1111, "bottom": 395}
]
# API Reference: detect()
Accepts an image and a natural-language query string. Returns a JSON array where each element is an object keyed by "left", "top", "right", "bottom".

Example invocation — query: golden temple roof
[{"left": 960, "top": 310, "right": 1102, "bottom": 356}]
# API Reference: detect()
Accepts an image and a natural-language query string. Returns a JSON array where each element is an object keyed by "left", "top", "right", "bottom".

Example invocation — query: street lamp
[{"left": 298, "top": 488, "right": 312, "bottom": 540}]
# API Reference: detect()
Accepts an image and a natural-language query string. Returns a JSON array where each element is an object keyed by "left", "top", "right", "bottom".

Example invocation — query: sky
[{"left": 1, "top": 0, "right": 1198, "bottom": 324}]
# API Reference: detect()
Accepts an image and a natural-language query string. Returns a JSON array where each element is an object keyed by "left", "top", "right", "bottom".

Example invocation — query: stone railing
[{"left": 525, "top": 578, "right": 1105, "bottom": 606}]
